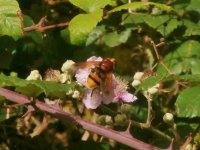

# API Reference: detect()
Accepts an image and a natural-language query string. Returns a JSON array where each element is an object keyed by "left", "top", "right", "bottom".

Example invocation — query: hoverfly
[{"left": 75, "top": 57, "right": 116, "bottom": 94}]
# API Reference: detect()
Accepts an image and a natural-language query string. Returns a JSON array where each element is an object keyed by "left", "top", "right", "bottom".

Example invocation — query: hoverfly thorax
[{"left": 100, "top": 58, "right": 116, "bottom": 72}]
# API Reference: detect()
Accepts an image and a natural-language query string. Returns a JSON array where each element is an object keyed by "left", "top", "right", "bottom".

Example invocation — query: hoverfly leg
[{"left": 91, "top": 88, "right": 98, "bottom": 97}]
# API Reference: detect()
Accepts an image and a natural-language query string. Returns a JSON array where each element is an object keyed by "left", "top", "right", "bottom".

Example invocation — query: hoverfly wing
[
  {"left": 74, "top": 61, "right": 100, "bottom": 69},
  {"left": 101, "top": 72, "right": 113, "bottom": 94}
]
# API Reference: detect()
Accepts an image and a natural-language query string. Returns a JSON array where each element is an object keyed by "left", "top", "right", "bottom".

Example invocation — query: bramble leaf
[
  {"left": 0, "top": 74, "right": 77, "bottom": 99},
  {"left": 0, "top": 0, "right": 23, "bottom": 39},
  {"left": 157, "top": 40, "right": 200, "bottom": 75},
  {"left": 69, "top": 0, "right": 110, "bottom": 13},
  {"left": 109, "top": 2, "right": 174, "bottom": 13},
  {"left": 176, "top": 86, "right": 200, "bottom": 118},
  {"left": 67, "top": 10, "right": 103, "bottom": 45}
]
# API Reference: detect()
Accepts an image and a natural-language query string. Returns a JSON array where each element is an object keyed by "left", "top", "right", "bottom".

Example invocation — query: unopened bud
[
  {"left": 72, "top": 90, "right": 80, "bottom": 99},
  {"left": 185, "top": 144, "right": 193, "bottom": 150},
  {"left": 61, "top": 60, "right": 75, "bottom": 73},
  {"left": 96, "top": 115, "right": 106, "bottom": 125},
  {"left": 147, "top": 87, "right": 158, "bottom": 94},
  {"left": 26, "top": 70, "right": 42, "bottom": 80},
  {"left": 163, "top": 113, "right": 174, "bottom": 125},
  {"left": 121, "top": 104, "right": 132, "bottom": 115},
  {"left": 132, "top": 80, "right": 141, "bottom": 87},
  {"left": 133, "top": 72, "right": 144, "bottom": 80},
  {"left": 114, "top": 114, "right": 128, "bottom": 126}
]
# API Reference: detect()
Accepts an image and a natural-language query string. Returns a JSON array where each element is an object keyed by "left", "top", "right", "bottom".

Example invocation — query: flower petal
[
  {"left": 83, "top": 89, "right": 102, "bottom": 109},
  {"left": 87, "top": 56, "right": 103, "bottom": 62},
  {"left": 75, "top": 68, "right": 90, "bottom": 86},
  {"left": 114, "top": 92, "right": 137, "bottom": 103}
]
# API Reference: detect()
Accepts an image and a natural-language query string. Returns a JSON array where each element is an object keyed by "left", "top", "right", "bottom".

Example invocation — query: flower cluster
[
  {"left": 75, "top": 56, "right": 137, "bottom": 109},
  {"left": 132, "top": 71, "right": 159, "bottom": 95},
  {"left": 26, "top": 56, "right": 137, "bottom": 109}
]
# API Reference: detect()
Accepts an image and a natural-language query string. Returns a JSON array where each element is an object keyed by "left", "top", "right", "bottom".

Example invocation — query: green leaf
[
  {"left": 86, "top": 25, "right": 106, "bottom": 46},
  {"left": 138, "top": 74, "right": 166, "bottom": 90},
  {"left": 67, "top": 10, "right": 103, "bottom": 45},
  {"left": 157, "top": 40, "right": 200, "bottom": 75},
  {"left": 69, "top": 0, "right": 110, "bottom": 13},
  {"left": 0, "top": 0, "right": 23, "bottom": 39},
  {"left": 109, "top": 2, "right": 174, "bottom": 13},
  {"left": 0, "top": 74, "right": 77, "bottom": 99},
  {"left": 174, "top": 74, "right": 200, "bottom": 83},
  {"left": 176, "top": 86, "right": 200, "bottom": 118},
  {"left": 183, "top": 19, "right": 200, "bottom": 36},
  {"left": 186, "top": 0, "right": 200, "bottom": 13},
  {"left": 141, "top": 15, "right": 181, "bottom": 36},
  {"left": 104, "top": 29, "right": 131, "bottom": 47}
]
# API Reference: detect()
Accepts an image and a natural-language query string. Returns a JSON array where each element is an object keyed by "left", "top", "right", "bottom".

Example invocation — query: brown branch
[
  {"left": 23, "top": 17, "right": 69, "bottom": 32},
  {"left": 0, "top": 87, "right": 173, "bottom": 150}
]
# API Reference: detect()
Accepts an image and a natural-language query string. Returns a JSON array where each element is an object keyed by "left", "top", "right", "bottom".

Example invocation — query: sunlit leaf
[
  {"left": 109, "top": 2, "right": 174, "bottom": 13},
  {"left": 0, "top": 74, "right": 78, "bottom": 99},
  {"left": 183, "top": 19, "right": 200, "bottom": 36},
  {"left": 69, "top": 0, "right": 110, "bottom": 13},
  {"left": 186, "top": 0, "right": 200, "bottom": 13},
  {"left": 176, "top": 86, "right": 200, "bottom": 118},
  {"left": 0, "top": 0, "right": 23, "bottom": 39},
  {"left": 67, "top": 10, "right": 103, "bottom": 45},
  {"left": 86, "top": 25, "right": 106, "bottom": 46}
]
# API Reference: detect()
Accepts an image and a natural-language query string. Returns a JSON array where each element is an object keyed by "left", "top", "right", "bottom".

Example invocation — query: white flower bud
[
  {"left": 163, "top": 113, "right": 174, "bottom": 125},
  {"left": 26, "top": 70, "right": 42, "bottom": 80},
  {"left": 132, "top": 80, "right": 141, "bottom": 87},
  {"left": 66, "top": 90, "right": 73, "bottom": 96},
  {"left": 133, "top": 72, "right": 144, "bottom": 80},
  {"left": 61, "top": 60, "right": 75, "bottom": 73},
  {"left": 147, "top": 87, "right": 158, "bottom": 94},
  {"left": 185, "top": 144, "right": 192, "bottom": 150},
  {"left": 59, "top": 73, "right": 69, "bottom": 83},
  {"left": 72, "top": 90, "right": 80, "bottom": 99}
]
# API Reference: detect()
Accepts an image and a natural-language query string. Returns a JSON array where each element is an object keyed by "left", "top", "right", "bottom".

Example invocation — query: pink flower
[{"left": 75, "top": 56, "right": 137, "bottom": 109}]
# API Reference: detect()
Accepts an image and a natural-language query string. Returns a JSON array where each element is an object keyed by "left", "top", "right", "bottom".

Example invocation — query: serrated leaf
[
  {"left": 138, "top": 15, "right": 181, "bottom": 36},
  {"left": 69, "top": 0, "right": 110, "bottom": 13},
  {"left": 104, "top": 29, "right": 131, "bottom": 47},
  {"left": 86, "top": 25, "right": 106, "bottom": 46},
  {"left": 138, "top": 74, "right": 166, "bottom": 90},
  {"left": 109, "top": 2, "right": 174, "bottom": 13},
  {"left": 176, "top": 86, "right": 200, "bottom": 118},
  {"left": 175, "top": 74, "right": 200, "bottom": 83},
  {"left": 186, "top": 0, "right": 200, "bottom": 13},
  {"left": 0, "top": 0, "right": 23, "bottom": 39},
  {"left": 157, "top": 40, "right": 200, "bottom": 75},
  {"left": 183, "top": 19, "right": 200, "bottom": 36},
  {"left": 67, "top": 10, "right": 103, "bottom": 45},
  {"left": 0, "top": 74, "right": 77, "bottom": 99}
]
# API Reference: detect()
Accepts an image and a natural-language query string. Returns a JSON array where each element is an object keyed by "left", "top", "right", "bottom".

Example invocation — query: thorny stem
[
  {"left": 99, "top": 105, "right": 172, "bottom": 141},
  {"left": 0, "top": 87, "right": 173, "bottom": 150},
  {"left": 151, "top": 40, "right": 173, "bottom": 75},
  {"left": 23, "top": 17, "right": 69, "bottom": 32},
  {"left": 139, "top": 91, "right": 153, "bottom": 128},
  {"left": 151, "top": 40, "right": 188, "bottom": 88}
]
